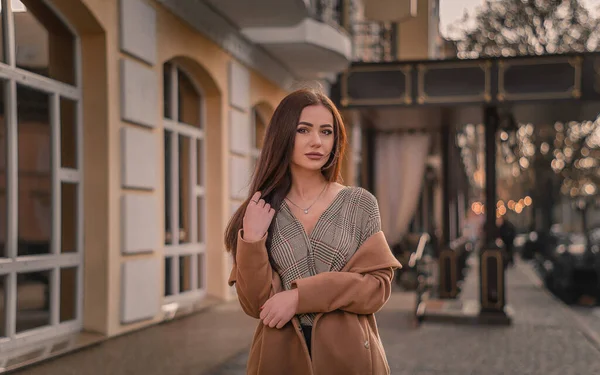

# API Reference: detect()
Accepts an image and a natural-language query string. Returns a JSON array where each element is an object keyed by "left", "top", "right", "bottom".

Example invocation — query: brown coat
[{"left": 228, "top": 229, "right": 402, "bottom": 375}]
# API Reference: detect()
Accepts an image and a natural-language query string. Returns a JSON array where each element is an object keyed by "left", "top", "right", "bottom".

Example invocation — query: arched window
[
  {"left": 0, "top": 0, "right": 82, "bottom": 351},
  {"left": 250, "top": 103, "right": 270, "bottom": 169},
  {"left": 162, "top": 61, "right": 206, "bottom": 300}
]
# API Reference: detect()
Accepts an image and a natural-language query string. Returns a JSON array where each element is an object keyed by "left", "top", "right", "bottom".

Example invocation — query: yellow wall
[
  {"left": 49, "top": 0, "right": 289, "bottom": 338},
  {"left": 396, "top": 0, "right": 431, "bottom": 60},
  {"left": 250, "top": 73, "right": 287, "bottom": 114}
]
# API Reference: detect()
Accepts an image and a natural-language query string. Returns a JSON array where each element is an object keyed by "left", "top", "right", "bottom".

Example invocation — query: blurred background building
[{"left": 0, "top": 0, "right": 599, "bottom": 371}]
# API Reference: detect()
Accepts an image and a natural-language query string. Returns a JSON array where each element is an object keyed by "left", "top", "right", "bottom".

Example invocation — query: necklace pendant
[{"left": 304, "top": 209, "right": 309, "bottom": 214}]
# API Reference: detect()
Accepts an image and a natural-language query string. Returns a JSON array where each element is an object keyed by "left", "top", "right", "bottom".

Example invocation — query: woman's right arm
[
  {"left": 227, "top": 191, "right": 276, "bottom": 319},
  {"left": 229, "top": 230, "right": 274, "bottom": 319}
]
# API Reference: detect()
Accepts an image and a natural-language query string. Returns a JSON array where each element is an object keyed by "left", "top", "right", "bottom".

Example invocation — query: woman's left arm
[{"left": 291, "top": 267, "right": 395, "bottom": 315}]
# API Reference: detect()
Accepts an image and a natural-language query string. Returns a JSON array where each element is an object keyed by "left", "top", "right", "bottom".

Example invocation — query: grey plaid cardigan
[{"left": 270, "top": 186, "right": 381, "bottom": 325}]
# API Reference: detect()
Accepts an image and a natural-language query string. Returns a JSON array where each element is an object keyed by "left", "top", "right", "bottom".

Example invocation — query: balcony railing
[
  {"left": 309, "top": 0, "right": 398, "bottom": 63},
  {"left": 309, "top": 0, "right": 347, "bottom": 32},
  {"left": 352, "top": 21, "right": 397, "bottom": 62}
]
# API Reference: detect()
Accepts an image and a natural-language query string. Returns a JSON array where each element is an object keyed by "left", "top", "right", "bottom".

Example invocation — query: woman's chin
[{"left": 292, "top": 161, "right": 326, "bottom": 172}]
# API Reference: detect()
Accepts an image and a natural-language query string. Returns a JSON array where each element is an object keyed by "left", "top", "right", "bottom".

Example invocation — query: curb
[{"left": 519, "top": 259, "right": 600, "bottom": 353}]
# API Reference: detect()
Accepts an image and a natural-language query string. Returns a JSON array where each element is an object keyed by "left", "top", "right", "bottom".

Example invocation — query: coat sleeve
[
  {"left": 228, "top": 230, "right": 274, "bottom": 319},
  {"left": 291, "top": 267, "right": 395, "bottom": 315},
  {"left": 291, "top": 228, "right": 402, "bottom": 316}
]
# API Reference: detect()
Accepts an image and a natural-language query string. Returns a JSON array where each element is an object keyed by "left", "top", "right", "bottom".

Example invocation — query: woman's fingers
[
  {"left": 260, "top": 302, "right": 273, "bottom": 325},
  {"left": 242, "top": 191, "right": 276, "bottom": 241},
  {"left": 250, "top": 191, "right": 262, "bottom": 203},
  {"left": 263, "top": 311, "right": 275, "bottom": 327},
  {"left": 268, "top": 317, "right": 280, "bottom": 328},
  {"left": 259, "top": 300, "right": 271, "bottom": 320},
  {"left": 261, "top": 297, "right": 289, "bottom": 329},
  {"left": 259, "top": 307, "right": 267, "bottom": 321},
  {"left": 275, "top": 319, "right": 287, "bottom": 329}
]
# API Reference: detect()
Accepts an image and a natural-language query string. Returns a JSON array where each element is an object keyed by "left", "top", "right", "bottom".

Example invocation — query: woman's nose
[{"left": 309, "top": 132, "right": 322, "bottom": 146}]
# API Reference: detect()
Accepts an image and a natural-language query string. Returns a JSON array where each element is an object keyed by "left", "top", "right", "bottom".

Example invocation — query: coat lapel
[{"left": 341, "top": 231, "right": 402, "bottom": 273}]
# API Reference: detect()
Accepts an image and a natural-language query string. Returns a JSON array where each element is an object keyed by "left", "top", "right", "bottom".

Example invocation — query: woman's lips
[{"left": 305, "top": 153, "right": 323, "bottom": 160}]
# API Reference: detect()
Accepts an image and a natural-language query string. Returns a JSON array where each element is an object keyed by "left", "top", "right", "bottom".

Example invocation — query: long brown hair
[{"left": 224, "top": 88, "right": 347, "bottom": 259}]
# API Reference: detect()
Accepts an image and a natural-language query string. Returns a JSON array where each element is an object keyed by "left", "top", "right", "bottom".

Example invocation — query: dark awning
[{"left": 334, "top": 52, "right": 600, "bottom": 108}]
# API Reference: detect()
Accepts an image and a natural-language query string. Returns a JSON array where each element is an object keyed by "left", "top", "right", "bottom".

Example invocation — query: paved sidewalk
[
  {"left": 15, "top": 258, "right": 600, "bottom": 375},
  {"left": 15, "top": 302, "right": 258, "bottom": 375},
  {"left": 571, "top": 305, "right": 600, "bottom": 346}
]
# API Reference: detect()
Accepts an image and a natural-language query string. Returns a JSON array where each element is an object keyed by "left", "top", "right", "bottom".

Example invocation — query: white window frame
[
  {"left": 251, "top": 106, "right": 268, "bottom": 169},
  {"left": 0, "top": 0, "right": 84, "bottom": 352},
  {"left": 162, "top": 62, "right": 207, "bottom": 304}
]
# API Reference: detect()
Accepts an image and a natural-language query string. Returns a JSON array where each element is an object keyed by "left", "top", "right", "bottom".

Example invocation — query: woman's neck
[{"left": 288, "top": 166, "right": 328, "bottom": 201}]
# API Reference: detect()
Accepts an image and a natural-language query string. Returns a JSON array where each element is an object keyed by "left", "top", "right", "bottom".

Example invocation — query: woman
[{"left": 225, "top": 88, "right": 401, "bottom": 375}]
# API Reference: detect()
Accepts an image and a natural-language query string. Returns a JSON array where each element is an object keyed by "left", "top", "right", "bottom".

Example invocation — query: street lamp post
[{"left": 479, "top": 106, "right": 512, "bottom": 324}]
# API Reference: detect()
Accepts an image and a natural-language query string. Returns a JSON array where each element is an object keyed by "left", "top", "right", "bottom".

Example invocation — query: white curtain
[{"left": 375, "top": 132, "right": 431, "bottom": 245}]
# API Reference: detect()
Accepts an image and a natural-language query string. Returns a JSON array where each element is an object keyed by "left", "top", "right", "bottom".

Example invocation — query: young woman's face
[{"left": 292, "top": 104, "right": 335, "bottom": 172}]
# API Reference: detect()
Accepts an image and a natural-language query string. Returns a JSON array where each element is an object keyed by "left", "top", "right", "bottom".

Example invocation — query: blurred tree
[
  {"left": 449, "top": 0, "right": 600, "bottom": 59},
  {"left": 550, "top": 116, "right": 600, "bottom": 232},
  {"left": 449, "top": 0, "right": 600, "bottom": 236}
]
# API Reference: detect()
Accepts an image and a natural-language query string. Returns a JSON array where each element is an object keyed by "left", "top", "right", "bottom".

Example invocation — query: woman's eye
[
  {"left": 322, "top": 129, "right": 333, "bottom": 135},
  {"left": 297, "top": 128, "right": 309, "bottom": 134}
]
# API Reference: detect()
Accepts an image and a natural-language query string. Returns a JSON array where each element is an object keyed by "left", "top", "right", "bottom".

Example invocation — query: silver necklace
[{"left": 285, "top": 183, "right": 328, "bottom": 214}]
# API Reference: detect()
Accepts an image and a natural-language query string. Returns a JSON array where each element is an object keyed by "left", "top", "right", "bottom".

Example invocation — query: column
[{"left": 118, "top": 0, "right": 161, "bottom": 328}]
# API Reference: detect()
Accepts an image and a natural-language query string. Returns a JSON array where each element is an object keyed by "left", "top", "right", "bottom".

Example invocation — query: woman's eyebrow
[{"left": 298, "top": 121, "right": 333, "bottom": 128}]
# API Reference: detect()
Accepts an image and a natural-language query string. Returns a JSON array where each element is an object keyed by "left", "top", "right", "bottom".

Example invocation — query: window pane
[
  {"left": 164, "top": 131, "right": 172, "bottom": 245},
  {"left": 0, "top": 275, "right": 6, "bottom": 337},
  {"left": 60, "top": 98, "right": 77, "bottom": 169},
  {"left": 254, "top": 110, "right": 266, "bottom": 150},
  {"left": 197, "top": 196, "right": 205, "bottom": 244},
  {"left": 15, "top": 1, "right": 76, "bottom": 85},
  {"left": 18, "top": 85, "right": 51, "bottom": 257},
  {"left": 0, "top": 81, "right": 5, "bottom": 258},
  {"left": 17, "top": 270, "right": 51, "bottom": 333},
  {"left": 164, "top": 257, "right": 173, "bottom": 296},
  {"left": 178, "top": 135, "right": 190, "bottom": 244},
  {"left": 59, "top": 267, "right": 76, "bottom": 322},
  {"left": 196, "top": 139, "right": 203, "bottom": 186},
  {"left": 61, "top": 182, "right": 77, "bottom": 253},
  {"left": 179, "top": 255, "right": 191, "bottom": 293},
  {"left": 163, "top": 63, "right": 172, "bottom": 119},
  {"left": 197, "top": 253, "right": 205, "bottom": 290},
  {"left": 177, "top": 69, "right": 201, "bottom": 127},
  {"left": 252, "top": 156, "right": 259, "bottom": 177}
]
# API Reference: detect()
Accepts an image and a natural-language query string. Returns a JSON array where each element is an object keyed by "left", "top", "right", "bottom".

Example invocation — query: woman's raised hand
[{"left": 242, "top": 191, "right": 276, "bottom": 242}]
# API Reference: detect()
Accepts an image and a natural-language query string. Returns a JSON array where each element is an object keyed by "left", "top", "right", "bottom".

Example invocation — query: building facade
[{"left": 0, "top": 0, "right": 371, "bottom": 363}]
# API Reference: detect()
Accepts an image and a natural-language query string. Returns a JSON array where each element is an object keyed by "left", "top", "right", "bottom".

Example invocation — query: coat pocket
[{"left": 312, "top": 311, "right": 371, "bottom": 375}]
